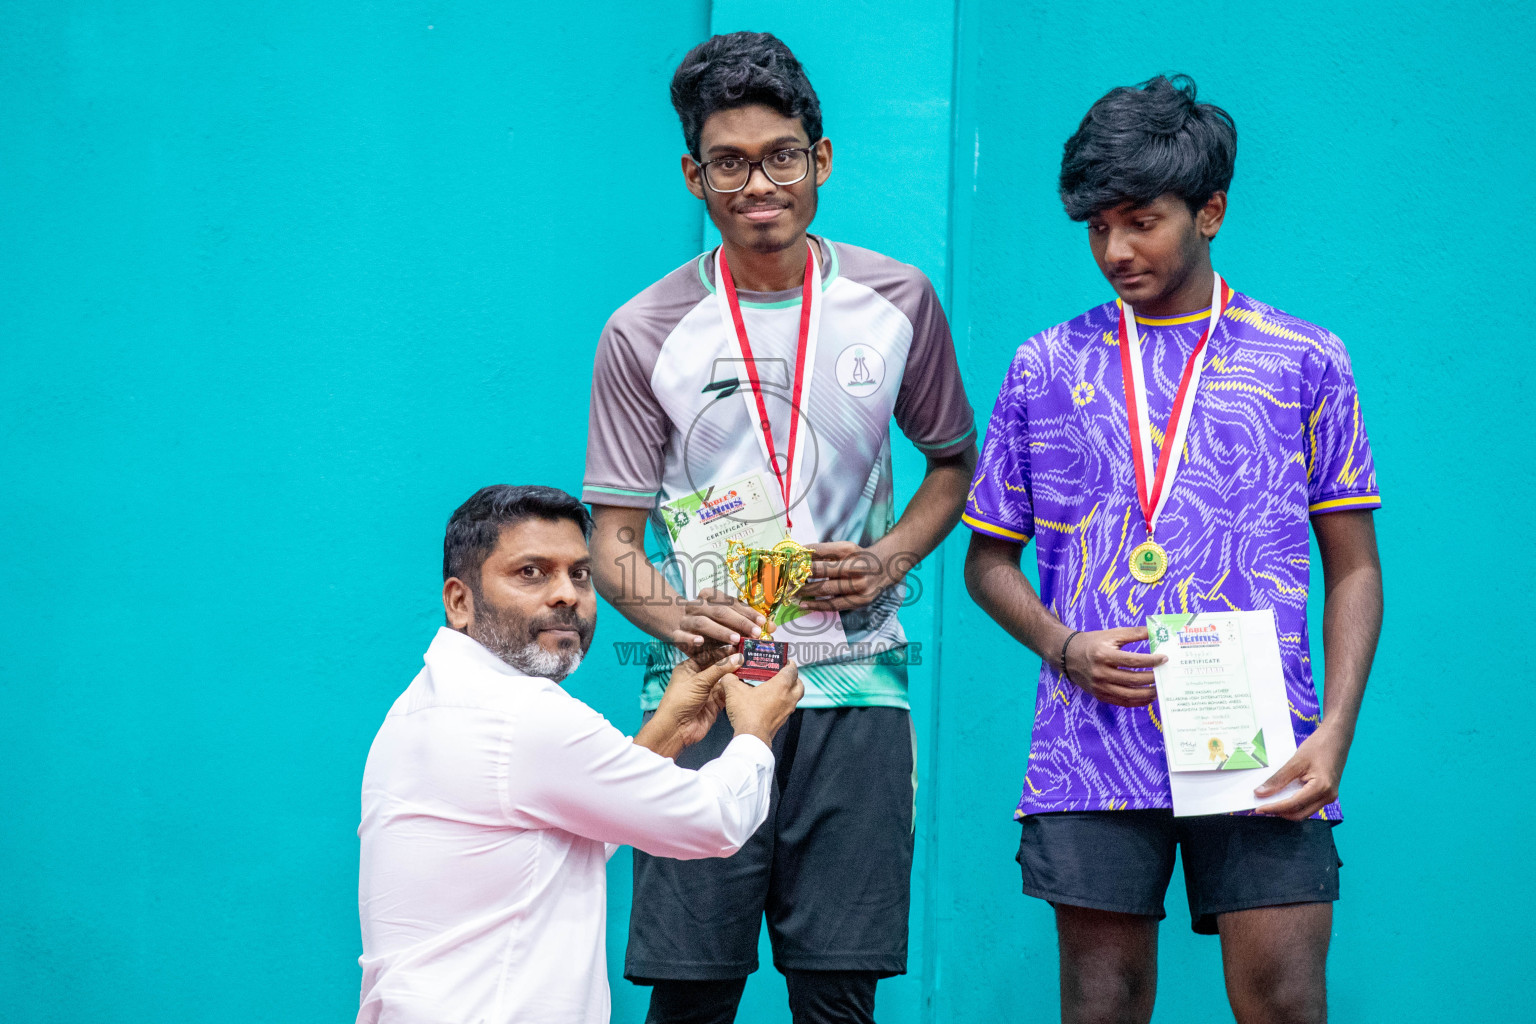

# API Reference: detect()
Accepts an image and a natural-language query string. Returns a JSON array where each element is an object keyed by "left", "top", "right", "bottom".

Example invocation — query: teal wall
[
  {"left": 1, "top": 4, "right": 710, "bottom": 1020},
  {"left": 2, "top": 2, "right": 1528, "bottom": 1022}
]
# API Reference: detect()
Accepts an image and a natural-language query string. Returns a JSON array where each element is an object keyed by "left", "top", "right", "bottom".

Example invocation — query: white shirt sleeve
[{"left": 502, "top": 689, "right": 774, "bottom": 859}]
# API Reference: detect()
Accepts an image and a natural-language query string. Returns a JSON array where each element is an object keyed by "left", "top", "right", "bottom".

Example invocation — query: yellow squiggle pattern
[
  {"left": 1200, "top": 568, "right": 1230, "bottom": 600},
  {"left": 1228, "top": 306, "right": 1322, "bottom": 350},
  {"left": 1307, "top": 394, "right": 1325, "bottom": 480},
  {"left": 1071, "top": 504, "right": 1100, "bottom": 609},
  {"left": 1289, "top": 701, "right": 1321, "bottom": 724},
  {"left": 1098, "top": 507, "right": 1135, "bottom": 599},
  {"left": 1335, "top": 395, "right": 1366, "bottom": 488},
  {"left": 1205, "top": 380, "right": 1302, "bottom": 409},
  {"left": 1175, "top": 574, "right": 1196, "bottom": 613},
  {"left": 1255, "top": 570, "right": 1308, "bottom": 597}
]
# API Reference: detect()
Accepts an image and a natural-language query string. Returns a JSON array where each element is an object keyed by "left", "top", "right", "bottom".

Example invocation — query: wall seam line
[{"left": 925, "top": 0, "right": 979, "bottom": 1019}]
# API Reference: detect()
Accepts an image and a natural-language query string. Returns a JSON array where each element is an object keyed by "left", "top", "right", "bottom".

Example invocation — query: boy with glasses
[
  {"left": 582, "top": 31, "right": 976, "bottom": 1024},
  {"left": 963, "top": 76, "right": 1383, "bottom": 1023}
]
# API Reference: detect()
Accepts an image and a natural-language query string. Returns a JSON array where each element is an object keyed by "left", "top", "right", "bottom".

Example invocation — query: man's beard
[{"left": 467, "top": 593, "right": 594, "bottom": 683}]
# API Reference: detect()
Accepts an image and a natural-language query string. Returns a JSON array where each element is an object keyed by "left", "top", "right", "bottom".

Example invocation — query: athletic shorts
[
  {"left": 1016, "top": 809, "right": 1341, "bottom": 934},
  {"left": 626, "top": 706, "right": 915, "bottom": 981}
]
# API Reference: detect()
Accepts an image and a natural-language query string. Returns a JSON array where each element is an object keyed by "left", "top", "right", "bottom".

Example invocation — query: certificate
[
  {"left": 1147, "top": 609, "right": 1303, "bottom": 816},
  {"left": 659, "top": 473, "right": 848, "bottom": 661}
]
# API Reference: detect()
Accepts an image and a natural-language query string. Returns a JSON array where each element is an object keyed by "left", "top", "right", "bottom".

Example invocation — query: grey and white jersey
[{"left": 583, "top": 238, "right": 975, "bottom": 710}]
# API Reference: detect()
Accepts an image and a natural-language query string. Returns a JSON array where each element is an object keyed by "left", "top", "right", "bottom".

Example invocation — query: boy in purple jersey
[{"left": 963, "top": 76, "right": 1383, "bottom": 1024}]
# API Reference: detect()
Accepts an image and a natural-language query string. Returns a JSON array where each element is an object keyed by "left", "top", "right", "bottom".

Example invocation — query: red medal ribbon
[
  {"left": 1117, "top": 277, "right": 1232, "bottom": 532},
  {"left": 717, "top": 244, "right": 816, "bottom": 527}
]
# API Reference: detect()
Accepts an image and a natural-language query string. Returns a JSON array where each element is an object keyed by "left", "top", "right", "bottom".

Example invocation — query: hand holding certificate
[{"left": 1061, "top": 627, "right": 1163, "bottom": 708}]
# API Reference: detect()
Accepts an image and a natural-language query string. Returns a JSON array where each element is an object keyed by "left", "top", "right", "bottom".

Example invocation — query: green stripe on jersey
[
  {"left": 640, "top": 655, "right": 910, "bottom": 712},
  {"left": 584, "top": 484, "right": 659, "bottom": 498},
  {"left": 915, "top": 424, "right": 977, "bottom": 452}
]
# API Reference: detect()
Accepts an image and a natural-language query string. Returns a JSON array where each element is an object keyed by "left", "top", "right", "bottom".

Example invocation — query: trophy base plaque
[{"left": 735, "top": 636, "right": 788, "bottom": 682}]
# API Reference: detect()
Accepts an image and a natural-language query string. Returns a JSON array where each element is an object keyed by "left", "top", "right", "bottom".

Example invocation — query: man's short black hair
[
  {"left": 1059, "top": 74, "right": 1237, "bottom": 221},
  {"left": 671, "top": 32, "right": 822, "bottom": 160},
  {"left": 442, "top": 485, "right": 593, "bottom": 587}
]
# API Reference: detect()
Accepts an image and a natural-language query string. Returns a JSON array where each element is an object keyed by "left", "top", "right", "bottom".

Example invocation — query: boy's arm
[
  {"left": 589, "top": 504, "right": 765, "bottom": 653},
  {"left": 1256, "top": 510, "right": 1383, "bottom": 818},
  {"left": 799, "top": 268, "right": 979, "bottom": 612},
  {"left": 798, "top": 445, "right": 976, "bottom": 611},
  {"left": 963, "top": 532, "right": 1162, "bottom": 706},
  {"left": 586, "top": 310, "right": 764, "bottom": 653}
]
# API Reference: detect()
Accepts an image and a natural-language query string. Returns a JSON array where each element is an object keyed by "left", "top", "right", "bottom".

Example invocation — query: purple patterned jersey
[{"left": 963, "top": 290, "right": 1380, "bottom": 819}]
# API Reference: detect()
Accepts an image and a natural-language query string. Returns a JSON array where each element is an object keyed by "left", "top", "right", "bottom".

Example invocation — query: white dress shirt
[{"left": 358, "top": 627, "right": 773, "bottom": 1024}]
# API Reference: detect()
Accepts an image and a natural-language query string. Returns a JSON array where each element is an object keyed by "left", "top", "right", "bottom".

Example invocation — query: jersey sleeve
[
  {"left": 892, "top": 277, "right": 977, "bottom": 458},
  {"left": 962, "top": 346, "right": 1035, "bottom": 543},
  {"left": 582, "top": 315, "right": 670, "bottom": 508},
  {"left": 1303, "top": 332, "right": 1381, "bottom": 514}
]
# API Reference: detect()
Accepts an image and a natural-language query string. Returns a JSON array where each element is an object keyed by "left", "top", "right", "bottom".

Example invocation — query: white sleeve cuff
[{"left": 721, "top": 732, "right": 774, "bottom": 769}]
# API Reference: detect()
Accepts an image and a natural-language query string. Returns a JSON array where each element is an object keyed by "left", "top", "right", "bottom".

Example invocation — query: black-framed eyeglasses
[{"left": 696, "top": 147, "right": 816, "bottom": 193}]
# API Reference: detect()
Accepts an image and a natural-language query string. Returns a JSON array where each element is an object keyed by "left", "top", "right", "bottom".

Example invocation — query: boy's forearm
[
  {"left": 603, "top": 559, "right": 684, "bottom": 641},
  {"left": 964, "top": 534, "right": 1070, "bottom": 667},
  {"left": 1313, "top": 510, "right": 1384, "bottom": 745},
  {"left": 1317, "top": 562, "right": 1383, "bottom": 742},
  {"left": 871, "top": 446, "right": 976, "bottom": 573},
  {"left": 590, "top": 506, "right": 685, "bottom": 641}
]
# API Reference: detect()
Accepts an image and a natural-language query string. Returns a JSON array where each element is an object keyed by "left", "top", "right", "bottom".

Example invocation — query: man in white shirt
[{"left": 358, "top": 484, "right": 802, "bottom": 1024}]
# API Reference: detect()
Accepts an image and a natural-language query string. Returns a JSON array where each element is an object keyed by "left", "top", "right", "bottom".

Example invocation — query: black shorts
[
  {"left": 626, "top": 706, "right": 915, "bottom": 981},
  {"left": 1016, "top": 810, "right": 1341, "bottom": 934}
]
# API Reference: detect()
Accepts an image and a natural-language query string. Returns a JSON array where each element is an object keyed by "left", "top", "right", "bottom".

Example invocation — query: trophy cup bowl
[{"left": 725, "top": 537, "right": 814, "bottom": 681}]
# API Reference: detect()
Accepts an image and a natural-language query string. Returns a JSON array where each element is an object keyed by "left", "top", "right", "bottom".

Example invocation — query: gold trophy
[{"left": 725, "top": 537, "right": 815, "bottom": 680}]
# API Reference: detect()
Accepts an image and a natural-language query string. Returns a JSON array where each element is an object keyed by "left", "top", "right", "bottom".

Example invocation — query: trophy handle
[
  {"left": 724, "top": 539, "right": 750, "bottom": 599},
  {"left": 771, "top": 539, "right": 815, "bottom": 608}
]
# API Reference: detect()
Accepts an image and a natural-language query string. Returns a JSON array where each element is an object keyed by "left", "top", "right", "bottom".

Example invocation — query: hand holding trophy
[{"left": 725, "top": 537, "right": 815, "bottom": 681}]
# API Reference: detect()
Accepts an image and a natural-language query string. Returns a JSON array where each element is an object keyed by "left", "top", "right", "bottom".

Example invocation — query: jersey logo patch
[
  {"left": 702, "top": 377, "right": 741, "bottom": 400},
  {"left": 836, "top": 344, "right": 886, "bottom": 397}
]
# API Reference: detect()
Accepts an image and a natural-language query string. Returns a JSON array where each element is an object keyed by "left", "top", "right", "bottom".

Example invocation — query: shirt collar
[
  {"left": 423, "top": 626, "right": 529, "bottom": 679},
  {"left": 697, "top": 235, "right": 840, "bottom": 305}
]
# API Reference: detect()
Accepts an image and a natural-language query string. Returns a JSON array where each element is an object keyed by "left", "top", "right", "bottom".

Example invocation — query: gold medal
[{"left": 1128, "top": 539, "right": 1169, "bottom": 584}]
